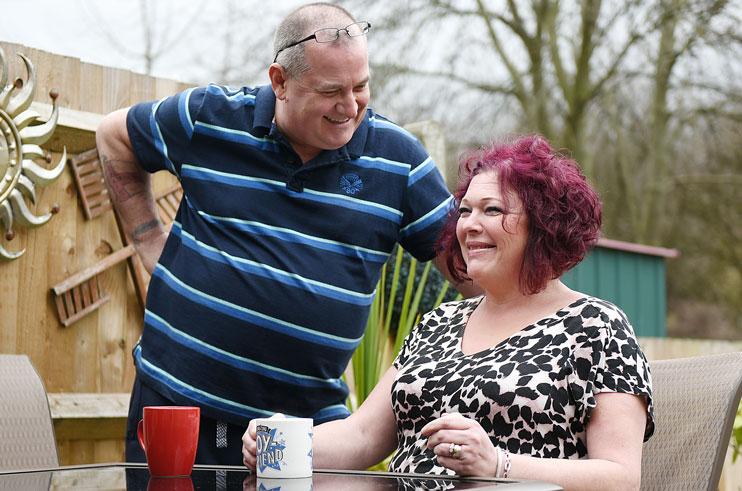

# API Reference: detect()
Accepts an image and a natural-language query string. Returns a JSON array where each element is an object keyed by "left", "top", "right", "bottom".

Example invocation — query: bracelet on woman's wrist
[
  {"left": 494, "top": 447, "right": 511, "bottom": 479},
  {"left": 502, "top": 449, "right": 511, "bottom": 478}
]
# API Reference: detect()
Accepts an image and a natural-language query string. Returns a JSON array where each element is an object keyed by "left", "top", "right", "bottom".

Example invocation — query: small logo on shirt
[{"left": 340, "top": 173, "right": 363, "bottom": 195}]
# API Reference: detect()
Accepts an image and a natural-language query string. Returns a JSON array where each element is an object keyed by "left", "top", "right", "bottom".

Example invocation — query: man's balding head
[{"left": 273, "top": 3, "right": 357, "bottom": 78}]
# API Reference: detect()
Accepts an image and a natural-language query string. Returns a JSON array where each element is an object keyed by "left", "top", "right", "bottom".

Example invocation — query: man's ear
[{"left": 269, "top": 64, "right": 288, "bottom": 100}]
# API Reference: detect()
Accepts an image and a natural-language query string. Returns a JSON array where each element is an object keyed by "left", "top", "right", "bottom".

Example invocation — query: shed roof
[{"left": 597, "top": 238, "right": 680, "bottom": 259}]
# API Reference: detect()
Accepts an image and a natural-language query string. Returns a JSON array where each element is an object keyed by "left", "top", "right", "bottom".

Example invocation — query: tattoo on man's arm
[
  {"left": 100, "top": 153, "right": 146, "bottom": 202},
  {"left": 132, "top": 220, "right": 161, "bottom": 243}
]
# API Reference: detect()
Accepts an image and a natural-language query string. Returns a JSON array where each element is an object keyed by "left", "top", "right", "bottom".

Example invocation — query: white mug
[{"left": 254, "top": 416, "right": 313, "bottom": 478}]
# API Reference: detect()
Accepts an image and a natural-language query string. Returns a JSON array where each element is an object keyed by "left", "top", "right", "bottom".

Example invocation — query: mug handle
[{"left": 137, "top": 419, "right": 147, "bottom": 452}]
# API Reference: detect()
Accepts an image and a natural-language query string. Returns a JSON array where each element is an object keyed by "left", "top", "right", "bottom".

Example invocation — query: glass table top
[{"left": 0, "top": 463, "right": 562, "bottom": 490}]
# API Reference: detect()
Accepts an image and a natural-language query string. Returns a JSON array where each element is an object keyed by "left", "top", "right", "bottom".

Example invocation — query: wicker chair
[
  {"left": 0, "top": 354, "right": 59, "bottom": 470},
  {"left": 641, "top": 351, "right": 742, "bottom": 491}
]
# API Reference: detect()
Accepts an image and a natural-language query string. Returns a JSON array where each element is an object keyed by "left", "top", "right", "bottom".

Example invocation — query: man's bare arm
[{"left": 96, "top": 108, "right": 167, "bottom": 273}]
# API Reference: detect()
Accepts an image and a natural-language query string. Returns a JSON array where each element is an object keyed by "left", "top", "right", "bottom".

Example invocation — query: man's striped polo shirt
[{"left": 126, "top": 83, "right": 453, "bottom": 426}]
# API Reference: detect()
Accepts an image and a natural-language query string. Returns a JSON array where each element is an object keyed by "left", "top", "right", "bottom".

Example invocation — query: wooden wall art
[
  {"left": 55, "top": 147, "right": 185, "bottom": 327},
  {"left": 0, "top": 48, "right": 66, "bottom": 260}
]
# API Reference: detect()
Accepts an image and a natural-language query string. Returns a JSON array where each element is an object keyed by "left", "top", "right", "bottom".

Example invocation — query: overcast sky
[{"left": 0, "top": 0, "right": 305, "bottom": 83}]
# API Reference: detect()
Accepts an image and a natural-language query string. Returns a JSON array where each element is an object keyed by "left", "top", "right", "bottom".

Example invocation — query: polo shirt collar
[
  {"left": 253, "top": 85, "right": 276, "bottom": 132},
  {"left": 345, "top": 109, "right": 369, "bottom": 160}
]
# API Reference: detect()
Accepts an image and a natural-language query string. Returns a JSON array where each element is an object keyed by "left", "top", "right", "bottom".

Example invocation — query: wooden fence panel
[{"left": 0, "top": 41, "right": 188, "bottom": 464}]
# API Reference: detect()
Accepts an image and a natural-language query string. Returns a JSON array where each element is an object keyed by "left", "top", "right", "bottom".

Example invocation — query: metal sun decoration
[{"left": 0, "top": 47, "right": 66, "bottom": 261}]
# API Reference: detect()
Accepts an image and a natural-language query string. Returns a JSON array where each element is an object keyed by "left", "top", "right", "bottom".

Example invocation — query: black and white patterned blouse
[{"left": 389, "top": 296, "right": 655, "bottom": 475}]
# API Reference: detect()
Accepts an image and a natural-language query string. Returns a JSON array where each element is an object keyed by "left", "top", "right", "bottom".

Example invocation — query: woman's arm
[
  {"left": 312, "top": 366, "right": 399, "bottom": 469},
  {"left": 243, "top": 366, "right": 399, "bottom": 470},
  {"left": 511, "top": 392, "right": 646, "bottom": 490},
  {"left": 424, "top": 392, "right": 648, "bottom": 491}
]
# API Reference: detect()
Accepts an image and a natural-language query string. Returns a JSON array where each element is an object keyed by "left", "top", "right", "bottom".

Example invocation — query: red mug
[{"left": 137, "top": 406, "right": 200, "bottom": 477}]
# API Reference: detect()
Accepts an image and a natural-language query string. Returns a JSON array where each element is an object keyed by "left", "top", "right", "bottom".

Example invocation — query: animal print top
[{"left": 389, "top": 296, "right": 655, "bottom": 475}]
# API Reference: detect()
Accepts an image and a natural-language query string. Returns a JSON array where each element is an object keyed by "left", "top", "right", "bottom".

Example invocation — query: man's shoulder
[
  {"left": 199, "top": 83, "right": 261, "bottom": 108},
  {"left": 191, "top": 84, "right": 269, "bottom": 129},
  {"left": 360, "top": 108, "right": 428, "bottom": 163},
  {"left": 364, "top": 108, "right": 419, "bottom": 142}
]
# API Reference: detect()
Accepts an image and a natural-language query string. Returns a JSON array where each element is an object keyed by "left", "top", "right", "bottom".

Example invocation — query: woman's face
[{"left": 455, "top": 171, "right": 528, "bottom": 290}]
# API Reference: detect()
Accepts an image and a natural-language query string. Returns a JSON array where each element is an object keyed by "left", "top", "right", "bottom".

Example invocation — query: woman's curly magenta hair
[{"left": 438, "top": 135, "right": 602, "bottom": 294}]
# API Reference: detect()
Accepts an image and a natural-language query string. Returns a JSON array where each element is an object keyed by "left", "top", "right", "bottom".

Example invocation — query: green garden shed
[{"left": 562, "top": 238, "right": 679, "bottom": 337}]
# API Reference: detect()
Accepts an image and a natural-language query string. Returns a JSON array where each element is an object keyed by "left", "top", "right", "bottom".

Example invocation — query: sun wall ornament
[{"left": 0, "top": 47, "right": 66, "bottom": 260}]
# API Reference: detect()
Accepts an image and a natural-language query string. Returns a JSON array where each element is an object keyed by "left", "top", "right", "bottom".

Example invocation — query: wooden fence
[{"left": 0, "top": 41, "right": 186, "bottom": 464}]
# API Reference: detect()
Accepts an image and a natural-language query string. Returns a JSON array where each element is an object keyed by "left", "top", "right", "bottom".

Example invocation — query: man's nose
[{"left": 336, "top": 92, "right": 358, "bottom": 118}]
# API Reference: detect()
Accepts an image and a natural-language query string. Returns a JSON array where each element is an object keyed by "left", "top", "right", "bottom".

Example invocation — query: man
[{"left": 96, "top": 3, "right": 472, "bottom": 465}]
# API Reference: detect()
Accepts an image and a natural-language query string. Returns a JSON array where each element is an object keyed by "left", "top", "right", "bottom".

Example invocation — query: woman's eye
[
  {"left": 485, "top": 207, "right": 504, "bottom": 215},
  {"left": 457, "top": 207, "right": 471, "bottom": 216}
]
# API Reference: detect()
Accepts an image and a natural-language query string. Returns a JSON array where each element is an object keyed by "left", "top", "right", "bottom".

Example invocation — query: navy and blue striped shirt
[{"left": 126, "top": 84, "right": 453, "bottom": 426}]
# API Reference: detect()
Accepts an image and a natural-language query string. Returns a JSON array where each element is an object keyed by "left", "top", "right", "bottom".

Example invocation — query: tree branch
[
  {"left": 546, "top": 1, "right": 570, "bottom": 100},
  {"left": 372, "top": 63, "right": 515, "bottom": 96},
  {"left": 474, "top": 0, "right": 528, "bottom": 105},
  {"left": 589, "top": 29, "right": 643, "bottom": 100}
]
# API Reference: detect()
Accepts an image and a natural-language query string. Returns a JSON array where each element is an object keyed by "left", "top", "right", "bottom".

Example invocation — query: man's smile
[{"left": 324, "top": 115, "right": 351, "bottom": 124}]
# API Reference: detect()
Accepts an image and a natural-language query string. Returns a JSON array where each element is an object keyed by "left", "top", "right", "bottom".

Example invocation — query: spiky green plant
[
  {"left": 348, "top": 247, "right": 457, "bottom": 411},
  {"left": 733, "top": 402, "right": 742, "bottom": 462},
  {"left": 344, "top": 247, "right": 458, "bottom": 470}
]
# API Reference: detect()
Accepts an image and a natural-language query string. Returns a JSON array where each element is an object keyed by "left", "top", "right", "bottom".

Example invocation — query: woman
[{"left": 243, "top": 135, "right": 654, "bottom": 490}]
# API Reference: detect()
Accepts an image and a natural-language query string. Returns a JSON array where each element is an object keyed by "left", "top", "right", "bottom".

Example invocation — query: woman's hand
[
  {"left": 242, "top": 413, "right": 285, "bottom": 470},
  {"left": 421, "top": 413, "right": 500, "bottom": 477},
  {"left": 241, "top": 419, "right": 258, "bottom": 470}
]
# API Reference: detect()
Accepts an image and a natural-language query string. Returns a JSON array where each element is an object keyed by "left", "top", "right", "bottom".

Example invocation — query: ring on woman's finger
[{"left": 448, "top": 443, "right": 462, "bottom": 459}]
